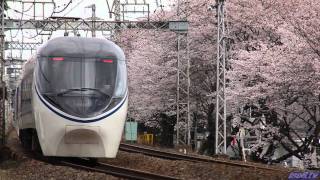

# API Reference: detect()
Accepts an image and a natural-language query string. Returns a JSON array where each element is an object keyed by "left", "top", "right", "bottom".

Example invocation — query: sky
[{"left": 5, "top": 0, "right": 172, "bottom": 59}]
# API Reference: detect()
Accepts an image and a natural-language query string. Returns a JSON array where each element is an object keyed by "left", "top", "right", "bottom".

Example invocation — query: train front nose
[{"left": 36, "top": 56, "right": 117, "bottom": 118}]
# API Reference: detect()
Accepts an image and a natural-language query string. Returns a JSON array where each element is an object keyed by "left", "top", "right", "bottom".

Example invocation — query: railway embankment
[
  {"left": 0, "top": 130, "right": 118, "bottom": 179},
  {"left": 0, "top": 130, "right": 292, "bottom": 179}
]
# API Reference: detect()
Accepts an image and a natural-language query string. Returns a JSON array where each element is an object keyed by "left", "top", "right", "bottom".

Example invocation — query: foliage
[
  {"left": 120, "top": 0, "right": 320, "bottom": 166},
  {"left": 227, "top": 0, "right": 320, "bottom": 166}
]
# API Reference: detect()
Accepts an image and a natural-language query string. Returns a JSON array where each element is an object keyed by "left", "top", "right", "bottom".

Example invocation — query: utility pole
[
  {"left": 114, "top": 0, "right": 120, "bottom": 21},
  {"left": 85, "top": 4, "right": 96, "bottom": 37},
  {"left": 174, "top": 0, "right": 190, "bottom": 146},
  {"left": 112, "top": 0, "right": 121, "bottom": 42},
  {"left": 0, "top": 0, "right": 5, "bottom": 145},
  {"left": 175, "top": 27, "right": 190, "bottom": 146},
  {"left": 215, "top": 0, "right": 227, "bottom": 154}
]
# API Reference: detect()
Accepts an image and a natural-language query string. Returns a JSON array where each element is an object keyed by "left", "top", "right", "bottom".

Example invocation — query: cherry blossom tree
[
  {"left": 118, "top": 0, "right": 220, "bottom": 150},
  {"left": 227, "top": 0, "right": 320, "bottom": 165},
  {"left": 119, "top": 28, "right": 177, "bottom": 123},
  {"left": 118, "top": 0, "right": 320, "bottom": 164}
]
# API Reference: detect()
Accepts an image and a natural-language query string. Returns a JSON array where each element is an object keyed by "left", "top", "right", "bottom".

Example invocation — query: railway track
[
  {"left": 119, "top": 143, "right": 290, "bottom": 172},
  {"left": 7, "top": 132, "right": 179, "bottom": 180},
  {"left": 57, "top": 158, "right": 179, "bottom": 180}
]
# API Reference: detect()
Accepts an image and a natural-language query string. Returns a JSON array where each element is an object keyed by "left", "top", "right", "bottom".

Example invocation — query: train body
[{"left": 14, "top": 37, "right": 128, "bottom": 158}]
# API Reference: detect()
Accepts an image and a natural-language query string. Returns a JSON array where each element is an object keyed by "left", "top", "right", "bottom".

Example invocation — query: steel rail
[
  {"left": 119, "top": 143, "right": 290, "bottom": 172},
  {"left": 13, "top": 146, "right": 179, "bottom": 180},
  {"left": 57, "top": 158, "right": 179, "bottom": 180}
]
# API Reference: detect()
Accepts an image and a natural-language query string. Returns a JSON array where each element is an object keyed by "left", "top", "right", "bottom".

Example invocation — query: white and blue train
[{"left": 14, "top": 37, "right": 128, "bottom": 158}]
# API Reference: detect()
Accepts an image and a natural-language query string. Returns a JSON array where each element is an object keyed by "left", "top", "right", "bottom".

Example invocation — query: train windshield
[{"left": 36, "top": 56, "right": 117, "bottom": 118}]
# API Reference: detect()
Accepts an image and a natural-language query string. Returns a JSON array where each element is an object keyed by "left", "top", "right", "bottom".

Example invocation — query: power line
[
  {"left": 62, "top": 0, "right": 85, "bottom": 17},
  {"left": 6, "top": 2, "right": 32, "bottom": 39},
  {"left": 8, "top": 7, "right": 46, "bottom": 18},
  {"left": 7, "top": 0, "right": 56, "bottom": 40},
  {"left": 14, "top": 3, "right": 33, "bottom": 13},
  {"left": 53, "top": 0, "right": 72, "bottom": 14}
]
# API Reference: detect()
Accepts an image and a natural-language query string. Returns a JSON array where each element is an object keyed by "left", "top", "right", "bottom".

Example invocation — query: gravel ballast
[{"left": 0, "top": 130, "right": 291, "bottom": 180}]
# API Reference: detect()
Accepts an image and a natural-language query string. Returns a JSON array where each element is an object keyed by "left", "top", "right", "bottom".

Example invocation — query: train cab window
[
  {"left": 36, "top": 56, "right": 117, "bottom": 118},
  {"left": 114, "top": 60, "right": 127, "bottom": 98},
  {"left": 106, "top": 60, "right": 127, "bottom": 111}
]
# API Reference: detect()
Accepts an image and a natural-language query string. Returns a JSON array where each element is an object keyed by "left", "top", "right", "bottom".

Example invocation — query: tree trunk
[
  {"left": 199, "top": 103, "right": 216, "bottom": 155},
  {"left": 159, "top": 113, "right": 175, "bottom": 148}
]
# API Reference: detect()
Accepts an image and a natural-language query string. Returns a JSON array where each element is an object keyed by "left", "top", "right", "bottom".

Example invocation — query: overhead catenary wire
[
  {"left": 15, "top": 3, "right": 33, "bottom": 13},
  {"left": 7, "top": 2, "right": 46, "bottom": 39},
  {"left": 8, "top": 0, "right": 171, "bottom": 41},
  {"left": 25, "top": 1, "right": 56, "bottom": 39},
  {"left": 9, "top": 0, "right": 74, "bottom": 40},
  {"left": 53, "top": 0, "right": 72, "bottom": 14},
  {"left": 7, "top": 3, "right": 34, "bottom": 38},
  {"left": 7, "top": 0, "right": 56, "bottom": 40},
  {"left": 8, "top": 7, "right": 47, "bottom": 18},
  {"left": 62, "top": 0, "right": 85, "bottom": 17}
]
